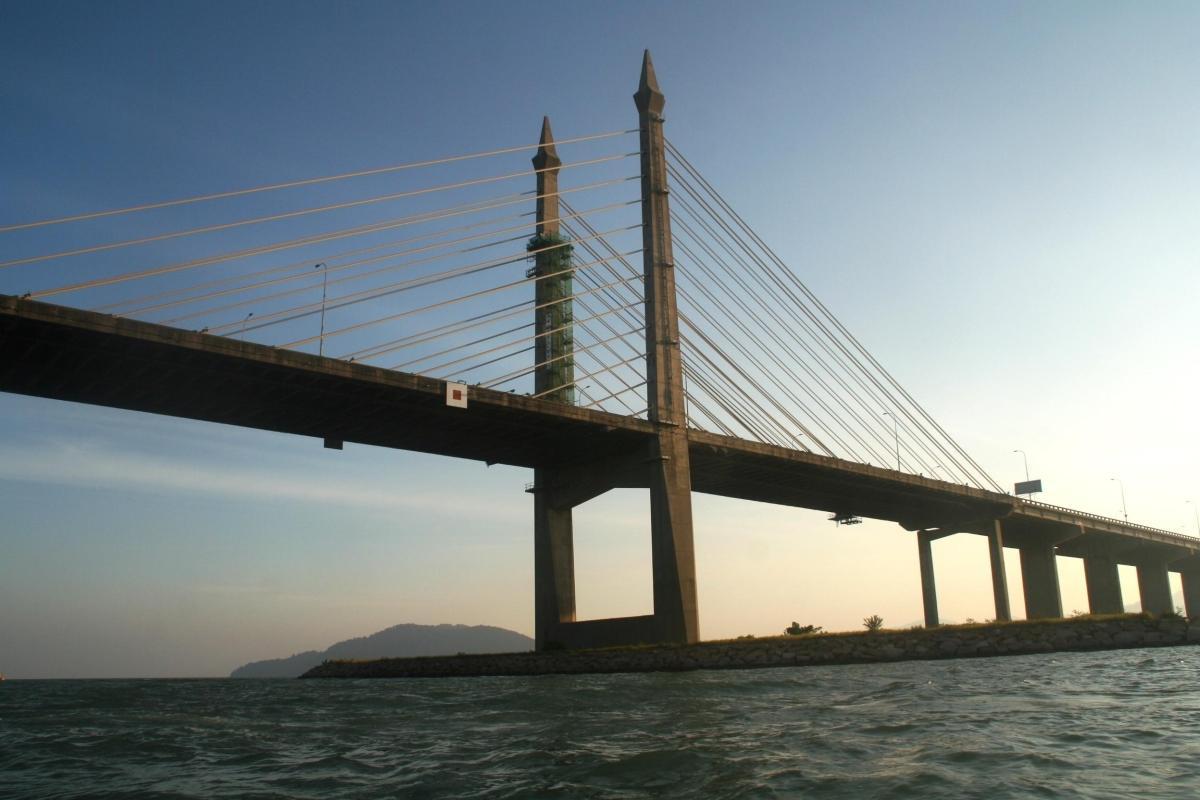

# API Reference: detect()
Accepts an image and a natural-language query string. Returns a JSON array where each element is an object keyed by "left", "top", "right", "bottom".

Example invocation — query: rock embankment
[{"left": 301, "top": 614, "right": 1198, "bottom": 679}]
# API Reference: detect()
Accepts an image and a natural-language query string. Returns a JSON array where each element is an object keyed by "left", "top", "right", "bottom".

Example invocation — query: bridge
[{"left": 2, "top": 52, "right": 1197, "bottom": 649}]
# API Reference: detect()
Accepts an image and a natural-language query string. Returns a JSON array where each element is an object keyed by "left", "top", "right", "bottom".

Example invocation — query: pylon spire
[
  {"left": 633, "top": 49, "right": 665, "bottom": 114},
  {"left": 532, "top": 116, "right": 561, "bottom": 171}
]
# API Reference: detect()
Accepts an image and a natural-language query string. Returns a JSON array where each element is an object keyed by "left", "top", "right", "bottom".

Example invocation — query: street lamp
[
  {"left": 882, "top": 411, "right": 899, "bottom": 470},
  {"left": 315, "top": 262, "right": 328, "bottom": 357},
  {"left": 1110, "top": 477, "right": 1128, "bottom": 522},
  {"left": 1012, "top": 449, "right": 1029, "bottom": 482},
  {"left": 239, "top": 311, "right": 254, "bottom": 340}
]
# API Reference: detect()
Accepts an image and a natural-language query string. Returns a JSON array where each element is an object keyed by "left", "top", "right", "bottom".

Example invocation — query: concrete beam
[
  {"left": 919, "top": 527, "right": 963, "bottom": 541},
  {"left": 541, "top": 448, "right": 650, "bottom": 511},
  {"left": 1121, "top": 541, "right": 1196, "bottom": 568},
  {"left": 541, "top": 615, "right": 658, "bottom": 650},
  {"left": 989, "top": 520, "right": 1012, "bottom": 622},
  {"left": 1083, "top": 555, "right": 1124, "bottom": 615},
  {"left": 900, "top": 518, "right": 995, "bottom": 536},
  {"left": 1057, "top": 530, "right": 1127, "bottom": 561},
  {"left": 917, "top": 530, "right": 939, "bottom": 627},
  {"left": 993, "top": 517, "right": 1082, "bottom": 551},
  {"left": 1019, "top": 544, "right": 1063, "bottom": 619}
]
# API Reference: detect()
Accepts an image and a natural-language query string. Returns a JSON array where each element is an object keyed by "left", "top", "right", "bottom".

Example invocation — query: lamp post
[
  {"left": 1012, "top": 449, "right": 1029, "bottom": 482},
  {"left": 1012, "top": 449, "right": 1031, "bottom": 498},
  {"left": 315, "top": 262, "right": 328, "bottom": 357},
  {"left": 239, "top": 311, "right": 254, "bottom": 340},
  {"left": 882, "top": 411, "right": 899, "bottom": 470},
  {"left": 1110, "top": 477, "right": 1128, "bottom": 522}
]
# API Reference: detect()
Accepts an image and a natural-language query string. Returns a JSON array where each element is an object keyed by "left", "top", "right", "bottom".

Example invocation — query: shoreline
[{"left": 301, "top": 613, "right": 1199, "bottom": 679}]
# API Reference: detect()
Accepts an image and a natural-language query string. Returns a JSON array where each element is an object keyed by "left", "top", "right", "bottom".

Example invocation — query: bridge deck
[{"left": 2, "top": 294, "right": 1196, "bottom": 563}]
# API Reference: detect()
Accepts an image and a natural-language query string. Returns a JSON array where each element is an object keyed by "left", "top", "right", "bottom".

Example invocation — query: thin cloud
[{"left": 0, "top": 440, "right": 525, "bottom": 522}]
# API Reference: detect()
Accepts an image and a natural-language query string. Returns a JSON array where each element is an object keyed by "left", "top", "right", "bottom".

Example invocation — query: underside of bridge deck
[
  {"left": 0, "top": 295, "right": 653, "bottom": 470},
  {"left": 687, "top": 432, "right": 1014, "bottom": 529},
  {"left": 1, "top": 295, "right": 1019, "bottom": 529}
]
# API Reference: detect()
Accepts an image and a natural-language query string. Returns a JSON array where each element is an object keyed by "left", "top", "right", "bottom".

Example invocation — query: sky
[{"left": 1, "top": 1, "right": 1198, "bottom": 678}]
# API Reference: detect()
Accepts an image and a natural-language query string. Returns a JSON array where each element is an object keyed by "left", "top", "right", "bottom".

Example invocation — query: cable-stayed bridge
[{"left": 2, "top": 53, "right": 1197, "bottom": 649}]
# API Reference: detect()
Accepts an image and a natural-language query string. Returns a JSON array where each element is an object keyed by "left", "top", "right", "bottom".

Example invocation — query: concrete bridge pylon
[{"left": 533, "top": 51, "right": 699, "bottom": 651}]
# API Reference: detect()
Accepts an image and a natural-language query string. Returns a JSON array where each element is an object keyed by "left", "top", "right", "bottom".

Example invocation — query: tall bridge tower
[{"left": 532, "top": 51, "right": 698, "bottom": 650}]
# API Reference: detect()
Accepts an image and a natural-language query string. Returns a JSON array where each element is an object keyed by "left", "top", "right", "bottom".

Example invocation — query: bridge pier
[
  {"left": 1083, "top": 555, "right": 1124, "bottom": 614},
  {"left": 1136, "top": 559, "right": 1174, "bottom": 615},
  {"left": 532, "top": 450, "right": 659, "bottom": 649},
  {"left": 1180, "top": 570, "right": 1200, "bottom": 618},
  {"left": 989, "top": 520, "right": 1012, "bottom": 622},
  {"left": 532, "top": 444, "right": 697, "bottom": 649},
  {"left": 533, "top": 474, "right": 576, "bottom": 648},
  {"left": 1019, "top": 544, "right": 1062, "bottom": 619},
  {"left": 916, "top": 530, "right": 940, "bottom": 627}
]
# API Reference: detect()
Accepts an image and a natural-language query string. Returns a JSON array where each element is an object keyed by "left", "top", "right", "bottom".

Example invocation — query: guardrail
[{"left": 1018, "top": 498, "right": 1200, "bottom": 547}]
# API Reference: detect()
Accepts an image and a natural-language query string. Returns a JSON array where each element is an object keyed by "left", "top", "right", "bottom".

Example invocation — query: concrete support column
[
  {"left": 1181, "top": 571, "right": 1200, "bottom": 619},
  {"left": 531, "top": 118, "right": 577, "bottom": 651},
  {"left": 1019, "top": 544, "right": 1063, "bottom": 619},
  {"left": 1083, "top": 556, "right": 1124, "bottom": 614},
  {"left": 917, "top": 531, "right": 939, "bottom": 627},
  {"left": 533, "top": 483, "right": 575, "bottom": 650},
  {"left": 1136, "top": 561, "right": 1173, "bottom": 614},
  {"left": 989, "top": 520, "right": 1012, "bottom": 622},
  {"left": 636, "top": 51, "right": 698, "bottom": 644}
]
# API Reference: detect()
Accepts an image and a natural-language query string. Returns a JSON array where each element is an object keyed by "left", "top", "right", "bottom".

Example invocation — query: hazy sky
[{"left": 2, "top": 1, "right": 1198, "bottom": 678}]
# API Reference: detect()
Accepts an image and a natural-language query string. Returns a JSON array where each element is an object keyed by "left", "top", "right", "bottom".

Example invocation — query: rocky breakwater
[{"left": 301, "top": 613, "right": 1199, "bottom": 679}]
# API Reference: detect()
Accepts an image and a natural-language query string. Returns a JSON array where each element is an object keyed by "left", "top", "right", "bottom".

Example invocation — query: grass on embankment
[
  {"left": 329, "top": 612, "right": 1176, "bottom": 664},
  {"left": 556, "top": 612, "right": 1186, "bottom": 656}
]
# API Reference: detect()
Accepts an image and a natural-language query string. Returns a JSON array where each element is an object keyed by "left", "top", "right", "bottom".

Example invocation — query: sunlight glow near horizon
[{"left": 1, "top": 1, "right": 1197, "bottom": 677}]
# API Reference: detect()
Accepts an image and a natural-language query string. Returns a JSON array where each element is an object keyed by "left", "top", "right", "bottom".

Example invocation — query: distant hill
[{"left": 230, "top": 623, "right": 533, "bottom": 678}]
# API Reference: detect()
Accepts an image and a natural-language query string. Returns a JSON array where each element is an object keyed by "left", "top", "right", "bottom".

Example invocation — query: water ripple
[{"left": 2, "top": 647, "right": 1200, "bottom": 798}]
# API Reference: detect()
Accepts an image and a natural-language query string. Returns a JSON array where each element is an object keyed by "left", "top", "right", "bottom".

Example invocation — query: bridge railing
[{"left": 1018, "top": 498, "right": 1200, "bottom": 547}]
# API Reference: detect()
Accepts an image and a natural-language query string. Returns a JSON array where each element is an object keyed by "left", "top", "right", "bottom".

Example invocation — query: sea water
[{"left": 3, "top": 647, "right": 1199, "bottom": 798}]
